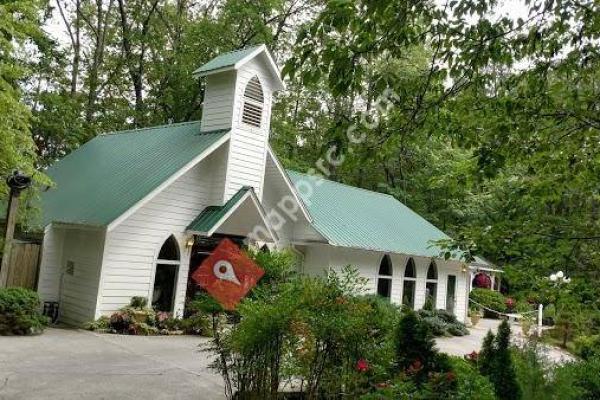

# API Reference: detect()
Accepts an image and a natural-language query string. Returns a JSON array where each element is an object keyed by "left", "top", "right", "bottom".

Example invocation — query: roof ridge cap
[{"left": 100, "top": 120, "right": 201, "bottom": 136}]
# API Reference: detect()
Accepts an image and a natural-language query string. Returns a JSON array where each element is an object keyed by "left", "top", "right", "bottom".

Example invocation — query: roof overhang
[
  {"left": 194, "top": 45, "right": 285, "bottom": 91},
  {"left": 187, "top": 187, "right": 278, "bottom": 243}
]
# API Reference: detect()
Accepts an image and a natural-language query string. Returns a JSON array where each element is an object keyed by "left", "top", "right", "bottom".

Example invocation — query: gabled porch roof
[{"left": 186, "top": 187, "right": 278, "bottom": 242}]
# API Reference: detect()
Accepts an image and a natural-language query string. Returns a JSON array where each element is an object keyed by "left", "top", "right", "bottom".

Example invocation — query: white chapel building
[{"left": 37, "top": 45, "right": 489, "bottom": 325}]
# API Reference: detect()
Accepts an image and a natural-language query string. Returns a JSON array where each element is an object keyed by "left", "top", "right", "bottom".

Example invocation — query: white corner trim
[
  {"left": 266, "top": 145, "right": 313, "bottom": 223},
  {"left": 106, "top": 133, "right": 231, "bottom": 232}
]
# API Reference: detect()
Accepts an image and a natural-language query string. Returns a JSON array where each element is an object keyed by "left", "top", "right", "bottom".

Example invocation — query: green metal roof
[
  {"left": 193, "top": 46, "right": 262, "bottom": 76},
  {"left": 41, "top": 122, "right": 229, "bottom": 227},
  {"left": 187, "top": 187, "right": 251, "bottom": 233},
  {"left": 287, "top": 171, "right": 452, "bottom": 258}
]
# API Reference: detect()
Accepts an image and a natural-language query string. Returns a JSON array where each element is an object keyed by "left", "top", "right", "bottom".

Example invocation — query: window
[
  {"left": 152, "top": 235, "right": 180, "bottom": 312},
  {"left": 376, "top": 255, "right": 393, "bottom": 298},
  {"left": 446, "top": 275, "right": 457, "bottom": 314},
  {"left": 402, "top": 258, "right": 416, "bottom": 309},
  {"left": 425, "top": 261, "right": 438, "bottom": 310},
  {"left": 241, "top": 76, "right": 264, "bottom": 127}
]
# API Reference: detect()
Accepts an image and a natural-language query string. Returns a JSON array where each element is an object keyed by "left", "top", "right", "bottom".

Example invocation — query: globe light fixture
[
  {"left": 550, "top": 274, "right": 557, "bottom": 282},
  {"left": 556, "top": 270, "right": 564, "bottom": 279}
]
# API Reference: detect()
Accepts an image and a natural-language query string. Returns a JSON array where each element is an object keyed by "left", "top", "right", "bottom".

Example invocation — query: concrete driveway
[{"left": 0, "top": 327, "right": 224, "bottom": 400}]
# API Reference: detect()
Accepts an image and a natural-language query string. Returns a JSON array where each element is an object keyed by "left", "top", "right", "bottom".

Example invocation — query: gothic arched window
[
  {"left": 402, "top": 258, "right": 416, "bottom": 309},
  {"left": 376, "top": 255, "right": 393, "bottom": 298}
]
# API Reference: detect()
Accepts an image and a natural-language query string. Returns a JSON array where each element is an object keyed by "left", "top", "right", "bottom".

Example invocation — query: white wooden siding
[
  {"left": 201, "top": 71, "right": 236, "bottom": 131},
  {"left": 37, "top": 225, "right": 65, "bottom": 302},
  {"left": 301, "top": 245, "right": 469, "bottom": 322},
  {"left": 97, "top": 146, "right": 228, "bottom": 317},
  {"left": 58, "top": 228, "right": 105, "bottom": 325},
  {"left": 222, "top": 57, "right": 275, "bottom": 202}
]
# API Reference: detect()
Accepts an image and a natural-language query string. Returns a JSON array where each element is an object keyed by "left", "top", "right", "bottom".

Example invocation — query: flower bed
[{"left": 84, "top": 297, "right": 212, "bottom": 336}]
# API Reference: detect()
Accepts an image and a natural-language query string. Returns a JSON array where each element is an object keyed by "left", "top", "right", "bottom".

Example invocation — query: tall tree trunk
[{"left": 117, "top": 0, "right": 160, "bottom": 127}]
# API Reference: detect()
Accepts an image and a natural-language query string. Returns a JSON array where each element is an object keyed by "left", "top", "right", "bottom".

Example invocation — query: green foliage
[
  {"left": 470, "top": 289, "right": 506, "bottom": 318},
  {"left": 417, "top": 309, "right": 469, "bottom": 337},
  {"left": 0, "top": 287, "right": 48, "bottom": 335},
  {"left": 186, "top": 291, "right": 224, "bottom": 316},
  {"left": 211, "top": 267, "right": 400, "bottom": 399},
  {"left": 478, "top": 321, "right": 521, "bottom": 400},
  {"left": 129, "top": 296, "right": 147, "bottom": 309},
  {"left": 512, "top": 340, "right": 553, "bottom": 400},
  {"left": 394, "top": 311, "right": 451, "bottom": 383},
  {"left": 449, "top": 357, "right": 496, "bottom": 400},
  {"left": 553, "top": 357, "right": 600, "bottom": 400},
  {"left": 573, "top": 335, "right": 600, "bottom": 361}
]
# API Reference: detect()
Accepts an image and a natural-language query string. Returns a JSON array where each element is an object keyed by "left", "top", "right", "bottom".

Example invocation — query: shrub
[
  {"left": 0, "top": 287, "right": 48, "bottom": 335},
  {"left": 512, "top": 340, "right": 552, "bottom": 400},
  {"left": 574, "top": 335, "right": 600, "bottom": 360},
  {"left": 470, "top": 288, "right": 506, "bottom": 318},
  {"left": 553, "top": 356, "right": 600, "bottom": 400},
  {"left": 478, "top": 320, "right": 521, "bottom": 400},
  {"left": 417, "top": 309, "right": 468, "bottom": 337},
  {"left": 394, "top": 311, "right": 451, "bottom": 383},
  {"left": 210, "top": 266, "right": 398, "bottom": 399},
  {"left": 448, "top": 357, "right": 496, "bottom": 400}
]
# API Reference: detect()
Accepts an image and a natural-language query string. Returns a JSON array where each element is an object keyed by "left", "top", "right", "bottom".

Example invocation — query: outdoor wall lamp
[{"left": 185, "top": 236, "right": 195, "bottom": 248}]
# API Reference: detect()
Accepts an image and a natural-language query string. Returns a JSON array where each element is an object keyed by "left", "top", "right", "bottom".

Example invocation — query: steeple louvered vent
[{"left": 241, "top": 76, "right": 264, "bottom": 127}]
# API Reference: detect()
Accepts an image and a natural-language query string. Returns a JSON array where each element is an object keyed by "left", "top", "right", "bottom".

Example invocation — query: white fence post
[{"left": 537, "top": 303, "right": 543, "bottom": 335}]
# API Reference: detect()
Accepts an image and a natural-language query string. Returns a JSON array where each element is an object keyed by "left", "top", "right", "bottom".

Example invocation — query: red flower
[
  {"left": 406, "top": 359, "right": 423, "bottom": 375},
  {"left": 465, "top": 351, "right": 479, "bottom": 362},
  {"left": 446, "top": 372, "right": 456, "bottom": 381},
  {"left": 356, "top": 358, "right": 369, "bottom": 372},
  {"left": 505, "top": 297, "right": 516, "bottom": 309}
]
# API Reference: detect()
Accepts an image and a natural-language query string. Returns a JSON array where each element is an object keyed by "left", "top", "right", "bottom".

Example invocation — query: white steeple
[{"left": 195, "top": 45, "right": 284, "bottom": 203}]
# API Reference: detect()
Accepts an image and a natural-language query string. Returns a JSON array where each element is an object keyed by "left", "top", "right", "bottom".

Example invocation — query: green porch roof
[
  {"left": 193, "top": 46, "right": 262, "bottom": 76},
  {"left": 41, "top": 122, "right": 229, "bottom": 227},
  {"left": 286, "top": 171, "right": 451, "bottom": 259},
  {"left": 187, "top": 187, "right": 251, "bottom": 234}
]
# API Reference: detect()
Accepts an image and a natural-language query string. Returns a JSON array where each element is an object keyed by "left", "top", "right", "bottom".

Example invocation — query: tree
[
  {"left": 395, "top": 311, "right": 450, "bottom": 383},
  {"left": 478, "top": 321, "right": 522, "bottom": 400},
  {"left": 0, "top": 0, "right": 50, "bottom": 229},
  {"left": 478, "top": 330, "right": 495, "bottom": 376}
]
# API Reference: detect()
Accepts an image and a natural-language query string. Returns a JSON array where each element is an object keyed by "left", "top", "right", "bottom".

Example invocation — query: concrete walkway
[
  {"left": 436, "top": 318, "right": 576, "bottom": 364},
  {"left": 0, "top": 327, "right": 224, "bottom": 400}
]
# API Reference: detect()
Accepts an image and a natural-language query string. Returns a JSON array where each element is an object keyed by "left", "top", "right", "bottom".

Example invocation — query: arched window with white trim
[
  {"left": 241, "top": 76, "right": 264, "bottom": 127},
  {"left": 402, "top": 258, "right": 416, "bottom": 309},
  {"left": 425, "top": 260, "right": 438, "bottom": 310},
  {"left": 152, "top": 235, "right": 180, "bottom": 312},
  {"left": 376, "top": 255, "right": 393, "bottom": 299}
]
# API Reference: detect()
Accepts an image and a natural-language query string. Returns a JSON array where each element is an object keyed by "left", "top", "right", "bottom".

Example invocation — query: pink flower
[{"left": 356, "top": 358, "right": 369, "bottom": 373}]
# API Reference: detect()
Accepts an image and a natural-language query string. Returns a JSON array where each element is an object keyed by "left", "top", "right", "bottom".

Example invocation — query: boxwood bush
[
  {"left": 469, "top": 288, "right": 506, "bottom": 318},
  {"left": 0, "top": 287, "right": 48, "bottom": 335}
]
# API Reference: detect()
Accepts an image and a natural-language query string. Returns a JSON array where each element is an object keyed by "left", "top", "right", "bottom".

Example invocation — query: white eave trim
[
  {"left": 106, "top": 133, "right": 231, "bottom": 232},
  {"left": 266, "top": 145, "right": 313, "bottom": 223},
  {"left": 187, "top": 190, "right": 279, "bottom": 244},
  {"left": 196, "top": 45, "right": 285, "bottom": 91}
]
